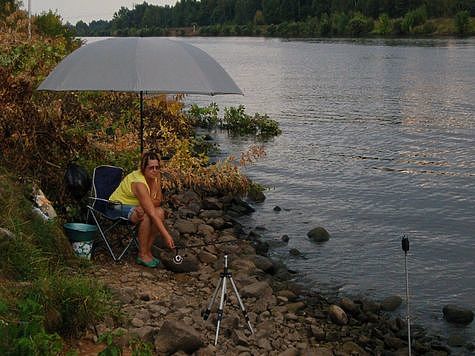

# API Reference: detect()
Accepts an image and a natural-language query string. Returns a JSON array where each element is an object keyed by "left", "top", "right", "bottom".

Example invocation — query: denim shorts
[{"left": 112, "top": 204, "right": 137, "bottom": 220}]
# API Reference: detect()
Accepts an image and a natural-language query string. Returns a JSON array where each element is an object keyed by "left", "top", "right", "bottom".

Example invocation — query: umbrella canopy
[{"left": 37, "top": 37, "right": 242, "bottom": 151}]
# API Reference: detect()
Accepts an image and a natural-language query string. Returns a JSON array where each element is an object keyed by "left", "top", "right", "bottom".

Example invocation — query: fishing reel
[{"left": 173, "top": 250, "right": 184, "bottom": 265}]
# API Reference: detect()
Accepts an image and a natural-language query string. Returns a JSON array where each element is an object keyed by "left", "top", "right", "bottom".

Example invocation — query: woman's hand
[{"left": 164, "top": 235, "right": 175, "bottom": 250}]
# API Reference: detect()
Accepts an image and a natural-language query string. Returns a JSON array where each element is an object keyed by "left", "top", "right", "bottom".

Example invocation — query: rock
[
  {"left": 384, "top": 334, "right": 404, "bottom": 349},
  {"left": 202, "top": 197, "right": 223, "bottom": 210},
  {"left": 178, "top": 207, "right": 196, "bottom": 218},
  {"left": 253, "top": 240, "right": 269, "bottom": 256},
  {"left": 252, "top": 255, "right": 274, "bottom": 273},
  {"left": 228, "top": 199, "right": 255, "bottom": 215},
  {"left": 208, "top": 217, "right": 226, "bottom": 230},
  {"left": 302, "top": 346, "right": 333, "bottom": 356},
  {"left": 339, "top": 297, "right": 359, "bottom": 314},
  {"left": 361, "top": 299, "right": 381, "bottom": 314},
  {"left": 198, "top": 250, "right": 218, "bottom": 264},
  {"left": 160, "top": 251, "right": 200, "bottom": 273},
  {"left": 174, "top": 219, "right": 197, "bottom": 234},
  {"left": 381, "top": 295, "right": 403, "bottom": 312},
  {"left": 286, "top": 301, "right": 306, "bottom": 313},
  {"left": 278, "top": 348, "right": 299, "bottom": 356},
  {"left": 273, "top": 206, "right": 282, "bottom": 211},
  {"left": 247, "top": 190, "right": 266, "bottom": 203},
  {"left": 328, "top": 304, "right": 348, "bottom": 325},
  {"left": 240, "top": 281, "right": 273, "bottom": 299},
  {"left": 199, "top": 210, "right": 223, "bottom": 219},
  {"left": 195, "top": 345, "right": 217, "bottom": 356},
  {"left": 447, "top": 334, "right": 465, "bottom": 347},
  {"left": 289, "top": 248, "right": 301, "bottom": 256},
  {"left": 277, "top": 290, "right": 297, "bottom": 302},
  {"left": 257, "top": 338, "right": 272, "bottom": 350},
  {"left": 130, "top": 317, "right": 145, "bottom": 328},
  {"left": 443, "top": 304, "right": 474, "bottom": 324},
  {"left": 197, "top": 224, "right": 215, "bottom": 237},
  {"left": 310, "top": 325, "right": 325, "bottom": 341},
  {"left": 341, "top": 341, "right": 369, "bottom": 355},
  {"left": 307, "top": 227, "right": 330, "bottom": 242},
  {"left": 281, "top": 234, "right": 289, "bottom": 243},
  {"left": 128, "top": 326, "right": 156, "bottom": 342},
  {"left": 154, "top": 320, "right": 203, "bottom": 354},
  {"left": 232, "top": 329, "right": 249, "bottom": 346}
]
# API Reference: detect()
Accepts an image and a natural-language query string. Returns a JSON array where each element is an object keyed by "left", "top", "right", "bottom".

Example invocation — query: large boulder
[
  {"left": 328, "top": 304, "right": 348, "bottom": 325},
  {"left": 307, "top": 227, "right": 330, "bottom": 242},
  {"left": 381, "top": 296, "right": 403, "bottom": 312},
  {"left": 159, "top": 251, "right": 200, "bottom": 273},
  {"left": 154, "top": 320, "right": 203, "bottom": 354},
  {"left": 443, "top": 304, "right": 474, "bottom": 324}
]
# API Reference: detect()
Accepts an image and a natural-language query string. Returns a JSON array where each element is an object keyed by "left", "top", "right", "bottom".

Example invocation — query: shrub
[
  {"left": 222, "top": 105, "right": 281, "bottom": 137},
  {"left": 346, "top": 12, "right": 373, "bottom": 36},
  {"left": 374, "top": 13, "right": 393, "bottom": 35}
]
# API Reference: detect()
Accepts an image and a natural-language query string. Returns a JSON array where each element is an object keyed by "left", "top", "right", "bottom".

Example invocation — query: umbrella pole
[{"left": 140, "top": 91, "right": 144, "bottom": 154}]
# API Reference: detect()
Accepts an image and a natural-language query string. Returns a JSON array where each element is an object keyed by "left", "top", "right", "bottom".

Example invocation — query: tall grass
[{"left": 0, "top": 171, "right": 115, "bottom": 354}]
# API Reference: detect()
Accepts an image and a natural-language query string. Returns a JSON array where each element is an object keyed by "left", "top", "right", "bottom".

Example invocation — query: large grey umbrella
[{"left": 38, "top": 37, "right": 242, "bottom": 152}]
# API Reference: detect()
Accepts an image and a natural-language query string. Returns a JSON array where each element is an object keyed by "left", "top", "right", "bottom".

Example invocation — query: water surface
[{"left": 181, "top": 37, "right": 475, "bottom": 345}]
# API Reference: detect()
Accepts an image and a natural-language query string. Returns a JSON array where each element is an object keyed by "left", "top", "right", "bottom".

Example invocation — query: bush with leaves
[{"left": 374, "top": 13, "right": 393, "bottom": 35}]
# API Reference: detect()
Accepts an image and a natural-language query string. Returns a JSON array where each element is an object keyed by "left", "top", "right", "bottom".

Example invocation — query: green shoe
[
  {"left": 136, "top": 257, "right": 158, "bottom": 268},
  {"left": 152, "top": 257, "right": 161, "bottom": 265}
]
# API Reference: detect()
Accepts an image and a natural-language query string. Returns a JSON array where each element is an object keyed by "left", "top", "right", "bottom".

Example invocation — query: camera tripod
[{"left": 202, "top": 254, "right": 254, "bottom": 345}]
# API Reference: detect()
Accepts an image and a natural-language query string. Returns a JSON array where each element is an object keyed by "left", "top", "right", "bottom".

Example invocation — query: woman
[{"left": 109, "top": 151, "right": 175, "bottom": 267}]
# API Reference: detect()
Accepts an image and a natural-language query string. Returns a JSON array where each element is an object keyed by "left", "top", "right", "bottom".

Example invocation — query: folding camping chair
[{"left": 87, "top": 165, "right": 138, "bottom": 261}]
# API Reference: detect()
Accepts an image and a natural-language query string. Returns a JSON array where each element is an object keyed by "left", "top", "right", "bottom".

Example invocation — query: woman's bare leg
[
  {"left": 137, "top": 214, "right": 154, "bottom": 262},
  {"left": 146, "top": 207, "right": 166, "bottom": 256}
]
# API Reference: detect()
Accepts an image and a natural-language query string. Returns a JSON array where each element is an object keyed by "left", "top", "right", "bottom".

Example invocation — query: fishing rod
[{"left": 173, "top": 238, "right": 240, "bottom": 264}]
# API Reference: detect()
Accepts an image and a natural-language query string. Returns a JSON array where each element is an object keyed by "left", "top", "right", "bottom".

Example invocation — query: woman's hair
[{"left": 140, "top": 151, "right": 161, "bottom": 173}]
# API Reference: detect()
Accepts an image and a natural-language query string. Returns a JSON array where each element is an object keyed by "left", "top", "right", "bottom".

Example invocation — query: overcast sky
[{"left": 22, "top": 1, "right": 178, "bottom": 24}]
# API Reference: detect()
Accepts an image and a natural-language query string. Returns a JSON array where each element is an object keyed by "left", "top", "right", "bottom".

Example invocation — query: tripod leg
[
  {"left": 214, "top": 276, "right": 227, "bottom": 346},
  {"left": 228, "top": 276, "right": 254, "bottom": 334},
  {"left": 202, "top": 276, "right": 223, "bottom": 321}
]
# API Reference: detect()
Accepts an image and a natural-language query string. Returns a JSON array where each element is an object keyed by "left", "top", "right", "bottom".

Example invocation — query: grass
[{"left": 0, "top": 169, "right": 117, "bottom": 355}]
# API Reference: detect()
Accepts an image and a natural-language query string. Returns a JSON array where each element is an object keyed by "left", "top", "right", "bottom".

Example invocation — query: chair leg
[{"left": 88, "top": 211, "right": 137, "bottom": 262}]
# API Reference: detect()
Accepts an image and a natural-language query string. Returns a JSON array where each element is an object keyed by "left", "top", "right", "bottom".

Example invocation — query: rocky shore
[{"left": 74, "top": 190, "right": 474, "bottom": 355}]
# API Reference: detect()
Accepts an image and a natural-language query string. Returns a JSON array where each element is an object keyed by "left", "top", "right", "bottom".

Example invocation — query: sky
[{"left": 21, "top": 1, "right": 178, "bottom": 24}]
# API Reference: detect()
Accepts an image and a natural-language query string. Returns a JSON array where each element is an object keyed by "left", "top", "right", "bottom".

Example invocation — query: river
[
  {"left": 181, "top": 37, "right": 475, "bottom": 346},
  {"left": 84, "top": 36, "right": 475, "bottom": 346}
]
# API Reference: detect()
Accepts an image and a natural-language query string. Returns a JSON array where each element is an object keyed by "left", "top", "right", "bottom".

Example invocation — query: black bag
[{"left": 64, "top": 163, "right": 91, "bottom": 200}]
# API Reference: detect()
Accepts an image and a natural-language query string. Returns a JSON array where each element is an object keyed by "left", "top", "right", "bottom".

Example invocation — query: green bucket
[{"left": 64, "top": 223, "right": 97, "bottom": 259}]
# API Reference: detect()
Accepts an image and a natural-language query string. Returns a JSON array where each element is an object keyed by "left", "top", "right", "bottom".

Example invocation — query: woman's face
[{"left": 144, "top": 159, "right": 160, "bottom": 179}]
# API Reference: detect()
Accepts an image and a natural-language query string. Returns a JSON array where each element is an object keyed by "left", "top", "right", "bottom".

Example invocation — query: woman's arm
[{"left": 151, "top": 175, "right": 163, "bottom": 207}]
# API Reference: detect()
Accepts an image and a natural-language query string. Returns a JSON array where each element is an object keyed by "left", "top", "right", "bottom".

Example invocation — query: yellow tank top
[{"left": 109, "top": 170, "right": 150, "bottom": 206}]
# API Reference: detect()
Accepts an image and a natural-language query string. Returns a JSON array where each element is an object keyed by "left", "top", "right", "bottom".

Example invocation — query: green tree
[
  {"left": 454, "top": 10, "right": 471, "bottom": 35},
  {"left": 35, "top": 11, "right": 69, "bottom": 37},
  {"left": 346, "top": 12, "right": 373, "bottom": 36},
  {"left": 262, "top": 0, "right": 281, "bottom": 24}
]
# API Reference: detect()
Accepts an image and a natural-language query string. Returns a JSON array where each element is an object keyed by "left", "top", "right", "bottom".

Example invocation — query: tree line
[{"left": 73, "top": 0, "right": 474, "bottom": 37}]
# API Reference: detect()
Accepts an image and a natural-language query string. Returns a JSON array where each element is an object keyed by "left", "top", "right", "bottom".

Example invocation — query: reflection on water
[{"left": 182, "top": 37, "right": 475, "bottom": 345}]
